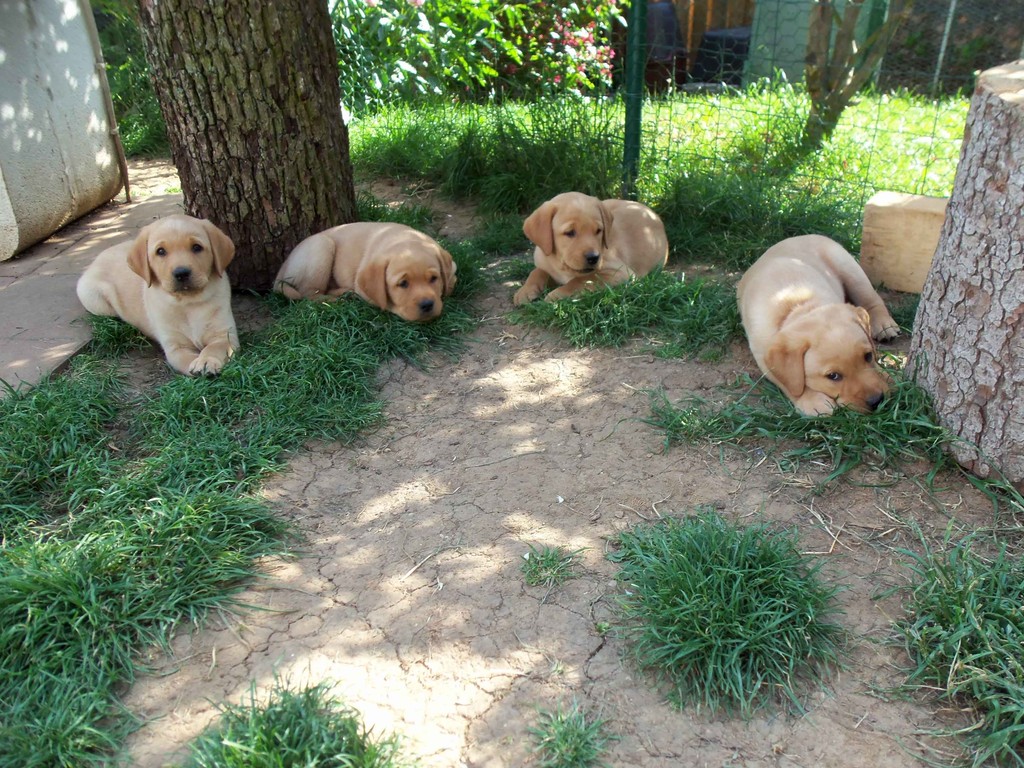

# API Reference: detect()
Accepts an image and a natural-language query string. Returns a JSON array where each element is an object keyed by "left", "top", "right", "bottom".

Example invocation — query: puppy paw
[
  {"left": 188, "top": 354, "right": 225, "bottom": 376},
  {"left": 872, "top": 317, "right": 901, "bottom": 342},
  {"left": 513, "top": 285, "right": 541, "bottom": 306},
  {"left": 794, "top": 391, "right": 837, "bottom": 417}
]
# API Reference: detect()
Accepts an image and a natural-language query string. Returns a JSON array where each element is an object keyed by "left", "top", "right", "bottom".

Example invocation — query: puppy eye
[
  {"left": 155, "top": 247, "right": 166, "bottom": 257},
  {"left": 397, "top": 279, "right": 409, "bottom": 289},
  {"left": 826, "top": 372, "right": 843, "bottom": 382},
  {"left": 565, "top": 229, "right": 576, "bottom": 238},
  {"left": 595, "top": 228, "right": 603, "bottom": 235},
  {"left": 429, "top": 275, "right": 438, "bottom": 283},
  {"left": 864, "top": 352, "right": 873, "bottom": 363},
  {"left": 191, "top": 243, "right": 204, "bottom": 253}
]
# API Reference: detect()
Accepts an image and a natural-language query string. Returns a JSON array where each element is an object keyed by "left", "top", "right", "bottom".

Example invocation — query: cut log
[{"left": 860, "top": 192, "right": 947, "bottom": 294}]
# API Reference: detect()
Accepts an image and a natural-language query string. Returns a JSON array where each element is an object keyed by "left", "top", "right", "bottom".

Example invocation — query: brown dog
[
  {"left": 513, "top": 192, "right": 668, "bottom": 305},
  {"left": 76, "top": 215, "right": 239, "bottom": 376},
  {"left": 737, "top": 235, "right": 900, "bottom": 416},
  {"left": 273, "top": 222, "right": 457, "bottom": 322}
]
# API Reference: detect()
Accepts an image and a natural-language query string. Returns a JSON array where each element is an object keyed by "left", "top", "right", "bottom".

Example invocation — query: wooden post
[{"left": 909, "top": 61, "right": 1024, "bottom": 490}]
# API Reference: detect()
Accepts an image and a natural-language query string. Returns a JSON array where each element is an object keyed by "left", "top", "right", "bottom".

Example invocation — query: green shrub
[{"left": 333, "top": 0, "right": 622, "bottom": 112}]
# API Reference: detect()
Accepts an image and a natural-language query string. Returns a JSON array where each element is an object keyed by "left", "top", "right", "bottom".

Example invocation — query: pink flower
[{"left": 407, "top": 0, "right": 424, "bottom": 6}]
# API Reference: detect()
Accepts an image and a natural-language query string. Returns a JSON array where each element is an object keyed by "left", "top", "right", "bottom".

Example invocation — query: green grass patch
[
  {"left": 184, "top": 680, "right": 404, "bottom": 767},
  {"left": 0, "top": 241, "right": 484, "bottom": 766},
  {"left": 647, "top": 369, "right": 951, "bottom": 484},
  {"left": 352, "top": 98, "right": 623, "bottom": 216},
  {"left": 0, "top": 356, "right": 125, "bottom": 536},
  {"left": 521, "top": 544, "right": 584, "bottom": 589},
  {"left": 609, "top": 509, "right": 845, "bottom": 714},
  {"left": 510, "top": 270, "right": 742, "bottom": 359},
  {"left": 896, "top": 534, "right": 1024, "bottom": 766},
  {"left": 646, "top": 370, "right": 1024, "bottom": 511},
  {"left": 529, "top": 700, "right": 616, "bottom": 768}
]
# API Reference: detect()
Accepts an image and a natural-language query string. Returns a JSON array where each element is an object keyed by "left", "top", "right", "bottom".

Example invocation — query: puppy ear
[
  {"left": 853, "top": 306, "right": 872, "bottom": 336},
  {"left": 523, "top": 200, "right": 556, "bottom": 255},
  {"left": 202, "top": 219, "right": 236, "bottom": 275},
  {"left": 598, "top": 200, "right": 615, "bottom": 249},
  {"left": 126, "top": 225, "right": 154, "bottom": 286},
  {"left": 852, "top": 306, "right": 879, "bottom": 354},
  {"left": 355, "top": 253, "right": 389, "bottom": 310},
  {"left": 764, "top": 334, "right": 809, "bottom": 399},
  {"left": 439, "top": 249, "right": 458, "bottom": 297}
]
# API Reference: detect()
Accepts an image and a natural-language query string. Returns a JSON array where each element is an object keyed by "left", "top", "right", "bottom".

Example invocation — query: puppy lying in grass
[
  {"left": 274, "top": 222, "right": 457, "bottom": 323},
  {"left": 737, "top": 234, "right": 900, "bottom": 416},
  {"left": 76, "top": 214, "right": 239, "bottom": 375},
  {"left": 513, "top": 191, "right": 668, "bottom": 305}
]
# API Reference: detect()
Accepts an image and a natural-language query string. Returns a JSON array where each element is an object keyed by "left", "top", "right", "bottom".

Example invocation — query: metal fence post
[{"left": 622, "top": 0, "right": 647, "bottom": 200}]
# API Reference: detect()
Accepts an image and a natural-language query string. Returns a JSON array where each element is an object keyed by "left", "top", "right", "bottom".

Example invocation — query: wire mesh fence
[{"left": 335, "top": 0, "right": 1021, "bottom": 219}]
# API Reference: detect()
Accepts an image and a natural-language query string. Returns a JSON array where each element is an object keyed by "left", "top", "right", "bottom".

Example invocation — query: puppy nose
[
  {"left": 585, "top": 251, "right": 600, "bottom": 266},
  {"left": 172, "top": 266, "right": 192, "bottom": 282},
  {"left": 866, "top": 392, "right": 884, "bottom": 411},
  {"left": 419, "top": 298, "right": 435, "bottom": 314}
]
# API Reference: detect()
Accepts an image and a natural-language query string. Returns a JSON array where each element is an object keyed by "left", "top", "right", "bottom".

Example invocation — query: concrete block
[{"left": 860, "top": 191, "right": 948, "bottom": 293}]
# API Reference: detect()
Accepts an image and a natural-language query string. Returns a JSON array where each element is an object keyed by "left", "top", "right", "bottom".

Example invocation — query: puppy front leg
[
  {"left": 841, "top": 274, "right": 900, "bottom": 341},
  {"left": 513, "top": 268, "right": 555, "bottom": 305},
  {"left": 792, "top": 390, "right": 837, "bottom": 417},
  {"left": 544, "top": 275, "right": 602, "bottom": 302},
  {"left": 188, "top": 330, "right": 239, "bottom": 376},
  {"left": 162, "top": 343, "right": 202, "bottom": 375}
]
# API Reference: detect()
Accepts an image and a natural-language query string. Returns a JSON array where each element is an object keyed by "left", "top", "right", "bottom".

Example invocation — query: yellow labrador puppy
[
  {"left": 513, "top": 191, "right": 668, "bottom": 305},
  {"left": 76, "top": 214, "right": 239, "bottom": 376},
  {"left": 737, "top": 234, "right": 900, "bottom": 416},
  {"left": 274, "top": 222, "right": 457, "bottom": 323}
]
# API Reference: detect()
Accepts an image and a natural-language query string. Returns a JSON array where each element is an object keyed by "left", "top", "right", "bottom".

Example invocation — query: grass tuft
[
  {"left": 510, "top": 270, "right": 742, "bottom": 359},
  {"left": 185, "top": 679, "right": 405, "bottom": 767},
  {"left": 896, "top": 534, "right": 1024, "bottom": 767},
  {"left": 529, "top": 700, "right": 616, "bottom": 768},
  {"left": 521, "top": 544, "right": 585, "bottom": 588},
  {"left": 609, "top": 509, "right": 845, "bottom": 714}
]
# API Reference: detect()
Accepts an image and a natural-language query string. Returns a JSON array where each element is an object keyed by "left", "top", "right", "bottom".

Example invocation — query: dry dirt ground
[{"left": 112, "top": 169, "right": 994, "bottom": 767}]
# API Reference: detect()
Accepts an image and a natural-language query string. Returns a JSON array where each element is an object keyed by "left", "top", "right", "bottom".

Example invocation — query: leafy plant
[
  {"left": 610, "top": 509, "right": 845, "bottom": 714},
  {"left": 93, "top": 0, "right": 169, "bottom": 156},
  {"left": 332, "top": 0, "right": 622, "bottom": 113}
]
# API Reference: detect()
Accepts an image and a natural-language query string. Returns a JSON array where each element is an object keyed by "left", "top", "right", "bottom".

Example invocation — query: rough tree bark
[
  {"left": 909, "top": 61, "right": 1024, "bottom": 491},
  {"left": 136, "top": 0, "right": 356, "bottom": 290}
]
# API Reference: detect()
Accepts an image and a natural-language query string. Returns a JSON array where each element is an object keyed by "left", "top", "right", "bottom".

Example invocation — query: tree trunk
[
  {"left": 801, "top": 0, "right": 912, "bottom": 151},
  {"left": 909, "top": 61, "right": 1024, "bottom": 491},
  {"left": 136, "top": 0, "right": 356, "bottom": 291}
]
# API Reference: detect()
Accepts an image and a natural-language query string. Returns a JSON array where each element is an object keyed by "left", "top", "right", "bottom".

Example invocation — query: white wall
[{"left": 0, "top": 0, "right": 123, "bottom": 260}]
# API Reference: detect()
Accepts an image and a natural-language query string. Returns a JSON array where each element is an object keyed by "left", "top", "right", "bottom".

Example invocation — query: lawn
[{"left": 5, "top": 81, "right": 1024, "bottom": 768}]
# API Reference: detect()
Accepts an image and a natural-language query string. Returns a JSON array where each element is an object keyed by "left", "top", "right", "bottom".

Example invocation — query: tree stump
[
  {"left": 909, "top": 61, "right": 1024, "bottom": 490},
  {"left": 137, "top": 0, "right": 357, "bottom": 291}
]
